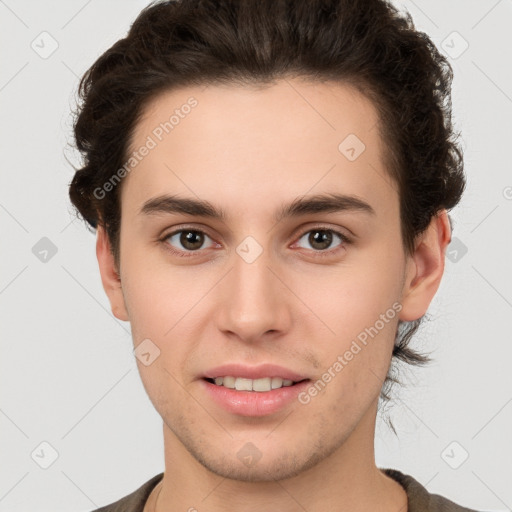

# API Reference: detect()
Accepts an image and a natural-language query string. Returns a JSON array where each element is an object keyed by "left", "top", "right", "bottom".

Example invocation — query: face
[{"left": 97, "top": 78, "right": 447, "bottom": 482}]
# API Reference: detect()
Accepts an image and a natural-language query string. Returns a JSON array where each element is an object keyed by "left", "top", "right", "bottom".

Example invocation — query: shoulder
[
  {"left": 381, "top": 468, "right": 481, "bottom": 512},
  {"left": 88, "top": 473, "right": 164, "bottom": 512}
]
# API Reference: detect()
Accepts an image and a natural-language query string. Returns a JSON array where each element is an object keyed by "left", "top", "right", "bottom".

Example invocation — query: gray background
[{"left": 1, "top": 0, "right": 511, "bottom": 510}]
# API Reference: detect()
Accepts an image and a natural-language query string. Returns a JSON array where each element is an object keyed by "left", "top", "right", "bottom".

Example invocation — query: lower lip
[{"left": 201, "top": 379, "right": 311, "bottom": 417}]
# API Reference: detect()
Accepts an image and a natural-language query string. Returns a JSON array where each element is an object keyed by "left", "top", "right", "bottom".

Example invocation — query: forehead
[{"left": 122, "top": 78, "right": 396, "bottom": 221}]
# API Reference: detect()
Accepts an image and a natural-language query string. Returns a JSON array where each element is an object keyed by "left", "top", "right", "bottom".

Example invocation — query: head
[{"left": 69, "top": 0, "right": 464, "bottom": 480}]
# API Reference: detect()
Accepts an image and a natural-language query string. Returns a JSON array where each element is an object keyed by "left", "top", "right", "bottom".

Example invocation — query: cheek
[
  {"left": 122, "top": 264, "right": 195, "bottom": 410},
  {"left": 294, "top": 255, "right": 403, "bottom": 344},
  {"left": 291, "top": 247, "right": 403, "bottom": 399},
  {"left": 119, "top": 247, "right": 210, "bottom": 376},
  {"left": 119, "top": 241, "right": 193, "bottom": 334}
]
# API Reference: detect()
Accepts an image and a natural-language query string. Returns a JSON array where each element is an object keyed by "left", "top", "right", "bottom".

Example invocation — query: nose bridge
[{"left": 218, "top": 237, "right": 289, "bottom": 340}]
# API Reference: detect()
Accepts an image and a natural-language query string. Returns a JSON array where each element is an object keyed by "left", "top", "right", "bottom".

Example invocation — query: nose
[{"left": 215, "top": 242, "right": 292, "bottom": 344}]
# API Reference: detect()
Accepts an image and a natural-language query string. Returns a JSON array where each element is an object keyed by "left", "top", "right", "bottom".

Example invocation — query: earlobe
[
  {"left": 96, "top": 225, "right": 130, "bottom": 321},
  {"left": 399, "top": 210, "right": 452, "bottom": 322}
]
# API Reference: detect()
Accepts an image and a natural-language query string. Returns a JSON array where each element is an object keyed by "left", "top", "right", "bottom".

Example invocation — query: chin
[{"left": 190, "top": 443, "right": 330, "bottom": 483}]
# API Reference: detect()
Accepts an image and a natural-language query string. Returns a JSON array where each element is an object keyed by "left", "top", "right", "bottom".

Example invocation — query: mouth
[
  {"left": 200, "top": 363, "right": 312, "bottom": 415},
  {"left": 201, "top": 375, "right": 312, "bottom": 416},
  {"left": 203, "top": 376, "right": 309, "bottom": 392}
]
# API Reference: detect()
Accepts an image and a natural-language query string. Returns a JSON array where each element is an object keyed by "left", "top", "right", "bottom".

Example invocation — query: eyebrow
[{"left": 140, "top": 192, "right": 376, "bottom": 222}]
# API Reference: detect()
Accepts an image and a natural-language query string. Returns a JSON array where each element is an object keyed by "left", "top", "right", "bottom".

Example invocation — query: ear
[
  {"left": 399, "top": 209, "right": 452, "bottom": 322},
  {"left": 96, "top": 225, "right": 130, "bottom": 321}
]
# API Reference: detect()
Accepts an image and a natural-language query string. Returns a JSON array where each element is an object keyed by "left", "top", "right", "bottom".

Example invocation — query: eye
[
  {"left": 162, "top": 228, "right": 217, "bottom": 257},
  {"left": 160, "top": 225, "right": 351, "bottom": 259},
  {"left": 293, "top": 227, "right": 351, "bottom": 255}
]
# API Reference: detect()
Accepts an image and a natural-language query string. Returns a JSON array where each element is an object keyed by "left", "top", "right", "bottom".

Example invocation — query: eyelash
[{"left": 159, "top": 225, "right": 352, "bottom": 259}]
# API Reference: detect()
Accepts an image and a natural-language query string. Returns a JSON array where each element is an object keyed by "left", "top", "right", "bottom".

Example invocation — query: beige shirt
[{"left": 90, "top": 468, "right": 480, "bottom": 511}]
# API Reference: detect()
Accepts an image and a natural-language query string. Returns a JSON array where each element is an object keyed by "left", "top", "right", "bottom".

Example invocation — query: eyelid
[
  {"left": 291, "top": 223, "right": 353, "bottom": 244},
  {"left": 161, "top": 224, "right": 217, "bottom": 241}
]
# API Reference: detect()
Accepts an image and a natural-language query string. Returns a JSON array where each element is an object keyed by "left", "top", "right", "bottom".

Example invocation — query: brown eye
[
  {"left": 180, "top": 230, "right": 205, "bottom": 250},
  {"left": 295, "top": 228, "right": 350, "bottom": 253},
  {"left": 308, "top": 230, "right": 334, "bottom": 250},
  {"left": 164, "top": 229, "right": 215, "bottom": 254}
]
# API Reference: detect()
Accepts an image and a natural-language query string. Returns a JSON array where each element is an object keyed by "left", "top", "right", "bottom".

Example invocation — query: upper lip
[{"left": 202, "top": 363, "right": 308, "bottom": 382}]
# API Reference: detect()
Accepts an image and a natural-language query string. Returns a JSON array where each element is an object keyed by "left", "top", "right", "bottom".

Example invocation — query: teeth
[
  {"left": 235, "top": 378, "right": 253, "bottom": 391},
  {"left": 222, "top": 376, "right": 235, "bottom": 388},
  {"left": 210, "top": 376, "right": 296, "bottom": 392},
  {"left": 271, "top": 377, "right": 283, "bottom": 389},
  {"left": 253, "top": 377, "right": 271, "bottom": 391}
]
